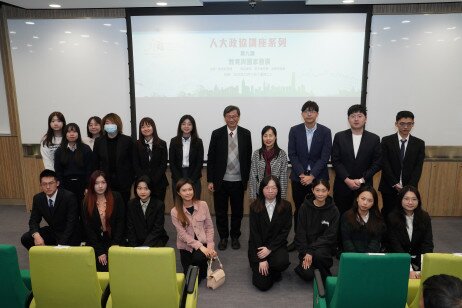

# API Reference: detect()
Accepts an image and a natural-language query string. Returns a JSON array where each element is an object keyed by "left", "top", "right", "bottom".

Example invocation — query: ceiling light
[
  {"left": 80, "top": 34, "right": 90, "bottom": 38},
  {"left": 120, "top": 30, "right": 127, "bottom": 33},
  {"left": 9, "top": 31, "right": 16, "bottom": 34},
  {"left": 447, "top": 27, "right": 456, "bottom": 30},
  {"left": 342, "top": 0, "right": 354, "bottom": 3},
  {"left": 49, "top": 4, "right": 61, "bottom": 8},
  {"left": 402, "top": 20, "right": 411, "bottom": 24},
  {"left": 383, "top": 27, "right": 391, "bottom": 30},
  {"left": 64, "top": 31, "right": 71, "bottom": 34},
  {"left": 33, "top": 36, "right": 39, "bottom": 39},
  {"left": 103, "top": 23, "right": 112, "bottom": 27},
  {"left": 156, "top": 2, "right": 168, "bottom": 6},
  {"left": 25, "top": 21, "right": 35, "bottom": 25}
]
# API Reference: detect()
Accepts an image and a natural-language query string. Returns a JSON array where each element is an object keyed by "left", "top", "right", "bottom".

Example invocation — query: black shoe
[
  {"left": 218, "top": 238, "right": 228, "bottom": 250},
  {"left": 231, "top": 238, "right": 240, "bottom": 250},
  {"left": 287, "top": 242, "right": 296, "bottom": 252}
]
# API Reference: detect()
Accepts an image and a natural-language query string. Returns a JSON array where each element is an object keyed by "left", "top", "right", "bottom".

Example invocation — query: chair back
[
  {"left": 108, "top": 246, "right": 181, "bottom": 307},
  {"left": 29, "top": 246, "right": 102, "bottom": 308},
  {"left": 409, "top": 253, "right": 462, "bottom": 308},
  {"left": 0, "top": 244, "right": 30, "bottom": 308},
  {"left": 330, "top": 253, "right": 410, "bottom": 308}
]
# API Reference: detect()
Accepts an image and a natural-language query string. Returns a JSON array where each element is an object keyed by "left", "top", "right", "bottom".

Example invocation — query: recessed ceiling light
[
  {"left": 9, "top": 31, "right": 16, "bottom": 34},
  {"left": 447, "top": 27, "right": 456, "bottom": 30},
  {"left": 64, "top": 31, "right": 71, "bottom": 34},
  {"left": 383, "top": 27, "right": 391, "bottom": 30},
  {"left": 103, "top": 23, "right": 112, "bottom": 27},
  {"left": 342, "top": 0, "right": 354, "bottom": 3},
  {"left": 80, "top": 34, "right": 90, "bottom": 38},
  {"left": 120, "top": 30, "right": 127, "bottom": 33},
  {"left": 156, "top": 2, "right": 168, "bottom": 6},
  {"left": 402, "top": 20, "right": 411, "bottom": 24},
  {"left": 25, "top": 21, "right": 35, "bottom": 25},
  {"left": 33, "top": 36, "right": 39, "bottom": 39},
  {"left": 49, "top": 3, "right": 61, "bottom": 8}
]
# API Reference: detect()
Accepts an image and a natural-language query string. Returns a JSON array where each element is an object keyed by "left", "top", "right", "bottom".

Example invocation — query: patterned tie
[
  {"left": 400, "top": 139, "right": 407, "bottom": 164},
  {"left": 145, "top": 143, "right": 152, "bottom": 161},
  {"left": 49, "top": 199, "right": 54, "bottom": 214}
]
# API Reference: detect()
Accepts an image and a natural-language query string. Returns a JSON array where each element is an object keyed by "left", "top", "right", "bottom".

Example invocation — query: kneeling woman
[
  {"left": 127, "top": 175, "right": 169, "bottom": 247},
  {"left": 248, "top": 175, "right": 292, "bottom": 291},
  {"left": 387, "top": 185, "right": 433, "bottom": 279},
  {"left": 341, "top": 186, "right": 385, "bottom": 253},
  {"left": 294, "top": 179, "right": 339, "bottom": 282},
  {"left": 82, "top": 170, "right": 125, "bottom": 271},
  {"left": 171, "top": 178, "right": 217, "bottom": 282}
]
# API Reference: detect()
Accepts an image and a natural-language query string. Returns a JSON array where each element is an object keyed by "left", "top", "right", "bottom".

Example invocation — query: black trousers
[
  {"left": 214, "top": 181, "right": 244, "bottom": 240},
  {"left": 250, "top": 246, "right": 290, "bottom": 291},
  {"left": 180, "top": 248, "right": 208, "bottom": 282},
  {"left": 291, "top": 180, "right": 313, "bottom": 234},
  {"left": 295, "top": 247, "right": 333, "bottom": 282},
  {"left": 20, "top": 226, "right": 80, "bottom": 250},
  {"left": 381, "top": 191, "right": 400, "bottom": 220}
]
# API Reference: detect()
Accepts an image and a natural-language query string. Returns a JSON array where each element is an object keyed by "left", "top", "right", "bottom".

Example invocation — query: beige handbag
[{"left": 207, "top": 256, "right": 225, "bottom": 289}]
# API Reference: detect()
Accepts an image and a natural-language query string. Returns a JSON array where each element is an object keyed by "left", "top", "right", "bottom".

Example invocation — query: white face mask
[{"left": 104, "top": 124, "right": 117, "bottom": 134}]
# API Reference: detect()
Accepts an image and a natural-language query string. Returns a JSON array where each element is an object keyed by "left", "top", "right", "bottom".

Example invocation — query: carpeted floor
[{"left": 1, "top": 204, "right": 461, "bottom": 308}]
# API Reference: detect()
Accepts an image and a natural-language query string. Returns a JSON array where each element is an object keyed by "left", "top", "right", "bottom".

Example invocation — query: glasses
[
  {"left": 41, "top": 181, "right": 56, "bottom": 187},
  {"left": 264, "top": 186, "right": 278, "bottom": 191},
  {"left": 397, "top": 122, "right": 414, "bottom": 127},
  {"left": 225, "top": 114, "right": 239, "bottom": 119},
  {"left": 303, "top": 109, "right": 317, "bottom": 114},
  {"left": 403, "top": 197, "right": 418, "bottom": 202},
  {"left": 349, "top": 114, "right": 365, "bottom": 119}
]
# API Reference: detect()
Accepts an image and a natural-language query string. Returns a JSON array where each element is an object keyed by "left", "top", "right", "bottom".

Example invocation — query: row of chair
[
  {"left": 0, "top": 244, "right": 198, "bottom": 308},
  {"left": 313, "top": 252, "right": 462, "bottom": 308}
]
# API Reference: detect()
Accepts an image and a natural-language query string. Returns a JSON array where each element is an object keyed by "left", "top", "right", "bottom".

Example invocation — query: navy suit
[
  {"left": 379, "top": 134, "right": 425, "bottom": 218},
  {"left": 331, "top": 129, "right": 381, "bottom": 215},
  {"left": 288, "top": 123, "right": 332, "bottom": 233}
]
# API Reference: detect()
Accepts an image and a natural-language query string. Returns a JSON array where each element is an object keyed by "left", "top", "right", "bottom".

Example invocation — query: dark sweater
[
  {"left": 54, "top": 143, "right": 93, "bottom": 184},
  {"left": 341, "top": 209, "right": 385, "bottom": 253},
  {"left": 295, "top": 196, "right": 339, "bottom": 256}
]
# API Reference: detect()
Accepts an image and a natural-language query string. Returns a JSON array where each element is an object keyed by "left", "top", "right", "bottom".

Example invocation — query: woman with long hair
[
  {"left": 171, "top": 178, "right": 216, "bottom": 282},
  {"left": 127, "top": 175, "right": 169, "bottom": 247},
  {"left": 249, "top": 126, "right": 288, "bottom": 200},
  {"left": 82, "top": 170, "right": 125, "bottom": 271},
  {"left": 83, "top": 116, "right": 102, "bottom": 150},
  {"left": 40, "top": 111, "right": 66, "bottom": 170},
  {"left": 169, "top": 115, "right": 204, "bottom": 199},
  {"left": 248, "top": 175, "right": 292, "bottom": 291},
  {"left": 133, "top": 117, "right": 168, "bottom": 202},
  {"left": 387, "top": 185, "right": 433, "bottom": 279},
  {"left": 93, "top": 113, "right": 134, "bottom": 205},
  {"left": 54, "top": 123, "right": 92, "bottom": 205},
  {"left": 340, "top": 186, "right": 385, "bottom": 253},
  {"left": 294, "top": 179, "right": 339, "bottom": 282}
]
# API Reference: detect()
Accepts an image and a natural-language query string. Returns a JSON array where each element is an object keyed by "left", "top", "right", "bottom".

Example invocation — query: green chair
[
  {"left": 28, "top": 246, "right": 109, "bottom": 308},
  {"left": 0, "top": 244, "right": 31, "bottom": 308},
  {"left": 408, "top": 253, "right": 462, "bottom": 308},
  {"left": 105, "top": 246, "right": 199, "bottom": 308},
  {"left": 314, "top": 253, "right": 411, "bottom": 308}
]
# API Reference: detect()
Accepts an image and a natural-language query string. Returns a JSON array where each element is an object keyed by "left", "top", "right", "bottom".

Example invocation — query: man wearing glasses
[
  {"left": 379, "top": 111, "right": 425, "bottom": 219},
  {"left": 21, "top": 169, "right": 79, "bottom": 249}
]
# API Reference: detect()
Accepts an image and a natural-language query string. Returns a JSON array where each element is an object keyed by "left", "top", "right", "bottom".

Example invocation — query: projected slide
[{"left": 132, "top": 14, "right": 365, "bottom": 98}]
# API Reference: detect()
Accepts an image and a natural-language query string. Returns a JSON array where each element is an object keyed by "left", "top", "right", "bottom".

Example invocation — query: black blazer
[
  {"left": 169, "top": 136, "right": 204, "bottom": 182},
  {"left": 28, "top": 189, "right": 78, "bottom": 245},
  {"left": 332, "top": 129, "right": 382, "bottom": 195},
  {"left": 207, "top": 125, "right": 252, "bottom": 190},
  {"left": 248, "top": 200, "right": 292, "bottom": 264},
  {"left": 133, "top": 139, "right": 169, "bottom": 195},
  {"left": 82, "top": 191, "right": 125, "bottom": 257},
  {"left": 386, "top": 210, "right": 433, "bottom": 269},
  {"left": 379, "top": 134, "right": 425, "bottom": 194},
  {"left": 126, "top": 197, "right": 169, "bottom": 247},
  {"left": 93, "top": 134, "right": 135, "bottom": 191}
]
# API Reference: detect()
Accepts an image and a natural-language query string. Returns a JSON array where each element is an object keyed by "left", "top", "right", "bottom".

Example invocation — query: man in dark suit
[
  {"left": 379, "top": 111, "right": 425, "bottom": 218},
  {"left": 287, "top": 100, "right": 332, "bottom": 251},
  {"left": 21, "top": 169, "right": 79, "bottom": 250},
  {"left": 207, "top": 105, "right": 252, "bottom": 250},
  {"left": 332, "top": 104, "right": 381, "bottom": 216}
]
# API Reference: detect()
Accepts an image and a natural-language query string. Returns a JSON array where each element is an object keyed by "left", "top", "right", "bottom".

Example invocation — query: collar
[
  {"left": 397, "top": 133, "right": 410, "bottom": 142},
  {"left": 67, "top": 143, "right": 77, "bottom": 151},
  {"left": 227, "top": 127, "right": 238, "bottom": 136},
  {"left": 140, "top": 198, "right": 150, "bottom": 206},
  {"left": 305, "top": 123, "right": 317, "bottom": 133},
  {"left": 145, "top": 138, "right": 153, "bottom": 145},
  {"left": 47, "top": 189, "right": 58, "bottom": 204},
  {"left": 265, "top": 199, "right": 276, "bottom": 208}
]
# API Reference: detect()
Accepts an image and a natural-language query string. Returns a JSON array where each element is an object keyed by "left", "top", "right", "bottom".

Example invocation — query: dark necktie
[
  {"left": 145, "top": 143, "right": 152, "bottom": 161},
  {"left": 49, "top": 199, "right": 54, "bottom": 214},
  {"left": 400, "top": 139, "right": 407, "bottom": 164}
]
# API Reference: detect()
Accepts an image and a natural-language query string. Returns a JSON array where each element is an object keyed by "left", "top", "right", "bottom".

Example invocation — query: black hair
[
  {"left": 393, "top": 185, "right": 428, "bottom": 233},
  {"left": 223, "top": 105, "right": 240, "bottom": 117},
  {"left": 345, "top": 186, "right": 384, "bottom": 236},
  {"left": 86, "top": 116, "right": 102, "bottom": 138},
  {"left": 258, "top": 125, "right": 281, "bottom": 158},
  {"left": 301, "top": 100, "right": 319, "bottom": 113},
  {"left": 134, "top": 175, "right": 154, "bottom": 199},
  {"left": 39, "top": 169, "right": 57, "bottom": 182},
  {"left": 251, "top": 175, "right": 288, "bottom": 214},
  {"left": 396, "top": 111, "right": 415, "bottom": 122},
  {"left": 172, "top": 115, "right": 199, "bottom": 147},
  {"left": 59, "top": 123, "right": 84, "bottom": 167},
  {"left": 347, "top": 104, "right": 367, "bottom": 117},
  {"left": 42, "top": 111, "right": 66, "bottom": 147},
  {"left": 138, "top": 117, "right": 161, "bottom": 146},
  {"left": 423, "top": 274, "right": 462, "bottom": 308},
  {"left": 311, "top": 178, "right": 331, "bottom": 191}
]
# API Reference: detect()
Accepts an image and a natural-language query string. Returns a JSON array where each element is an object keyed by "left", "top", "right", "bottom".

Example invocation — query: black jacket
[
  {"left": 295, "top": 196, "right": 339, "bottom": 256},
  {"left": 248, "top": 199, "right": 292, "bottom": 264},
  {"left": 169, "top": 136, "right": 204, "bottom": 182},
  {"left": 126, "top": 197, "right": 169, "bottom": 247},
  {"left": 341, "top": 209, "right": 385, "bottom": 253}
]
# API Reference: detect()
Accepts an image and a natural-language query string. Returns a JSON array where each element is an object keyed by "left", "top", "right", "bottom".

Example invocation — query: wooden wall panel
[
  {"left": 0, "top": 136, "right": 24, "bottom": 199},
  {"left": 452, "top": 163, "right": 462, "bottom": 216},
  {"left": 22, "top": 157, "right": 44, "bottom": 211},
  {"left": 426, "top": 162, "right": 458, "bottom": 216}
]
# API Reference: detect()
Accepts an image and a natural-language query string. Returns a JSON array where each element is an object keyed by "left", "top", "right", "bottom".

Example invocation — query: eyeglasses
[
  {"left": 397, "top": 122, "right": 414, "bottom": 127},
  {"left": 225, "top": 114, "right": 239, "bottom": 119},
  {"left": 264, "top": 186, "right": 278, "bottom": 191},
  {"left": 41, "top": 181, "right": 56, "bottom": 187},
  {"left": 303, "top": 109, "right": 317, "bottom": 114}
]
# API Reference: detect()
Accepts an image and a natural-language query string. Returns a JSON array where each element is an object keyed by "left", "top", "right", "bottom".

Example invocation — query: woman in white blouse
[{"left": 40, "top": 111, "right": 66, "bottom": 171}]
